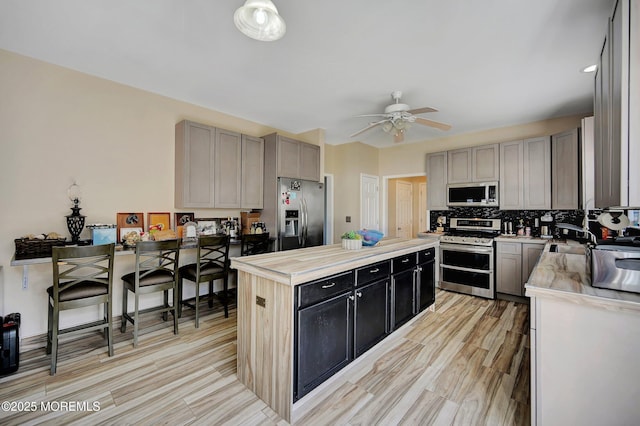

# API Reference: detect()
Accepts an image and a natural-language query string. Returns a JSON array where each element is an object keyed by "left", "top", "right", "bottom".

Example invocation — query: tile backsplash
[{"left": 430, "top": 207, "right": 585, "bottom": 236}]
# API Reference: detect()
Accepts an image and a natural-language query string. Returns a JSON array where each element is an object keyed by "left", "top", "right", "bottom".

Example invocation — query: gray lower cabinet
[{"left": 496, "top": 241, "right": 544, "bottom": 296}]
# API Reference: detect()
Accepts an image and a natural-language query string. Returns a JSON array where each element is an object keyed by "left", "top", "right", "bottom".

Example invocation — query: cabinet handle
[
  {"left": 356, "top": 291, "right": 362, "bottom": 298},
  {"left": 369, "top": 268, "right": 379, "bottom": 273},
  {"left": 348, "top": 295, "right": 355, "bottom": 301},
  {"left": 402, "top": 259, "right": 409, "bottom": 263},
  {"left": 322, "top": 283, "right": 335, "bottom": 289},
  {"left": 417, "top": 266, "right": 422, "bottom": 272}
]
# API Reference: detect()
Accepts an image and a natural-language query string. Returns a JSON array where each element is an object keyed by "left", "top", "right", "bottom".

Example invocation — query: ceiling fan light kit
[
  {"left": 234, "top": 0, "right": 286, "bottom": 41},
  {"left": 350, "top": 91, "right": 452, "bottom": 143}
]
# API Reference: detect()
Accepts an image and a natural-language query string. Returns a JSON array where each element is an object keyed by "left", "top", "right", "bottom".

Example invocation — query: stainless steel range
[{"left": 439, "top": 218, "right": 501, "bottom": 299}]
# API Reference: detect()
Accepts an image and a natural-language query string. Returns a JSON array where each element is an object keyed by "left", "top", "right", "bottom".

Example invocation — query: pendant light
[{"left": 234, "top": 0, "right": 286, "bottom": 41}]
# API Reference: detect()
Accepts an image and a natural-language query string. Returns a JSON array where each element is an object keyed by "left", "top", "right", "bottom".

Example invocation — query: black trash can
[{"left": 1, "top": 313, "right": 20, "bottom": 375}]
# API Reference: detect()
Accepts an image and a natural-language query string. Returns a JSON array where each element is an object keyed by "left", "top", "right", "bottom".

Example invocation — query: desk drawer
[{"left": 297, "top": 271, "right": 354, "bottom": 308}]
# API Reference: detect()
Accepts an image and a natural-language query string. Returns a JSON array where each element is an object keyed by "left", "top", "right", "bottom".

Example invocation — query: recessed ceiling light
[{"left": 581, "top": 64, "right": 597, "bottom": 73}]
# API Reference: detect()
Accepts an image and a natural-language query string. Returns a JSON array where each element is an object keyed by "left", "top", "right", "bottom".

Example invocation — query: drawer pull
[
  {"left": 369, "top": 268, "right": 380, "bottom": 273},
  {"left": 322, "top": 283, "right": 336, "bottom": 289},
  {"left": 402, "top": 259, "right": 409, "bottom": 263},
  {"left": 356, "top": 291, "right": 362, "bottom": 297}
]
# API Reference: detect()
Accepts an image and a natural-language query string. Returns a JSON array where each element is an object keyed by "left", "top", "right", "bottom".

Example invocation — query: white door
[
  {"left": 396, "top": 181, "right": 413, "bottom": 238},
  {"left": 361, "top": 174, "right": 379, "bottom": 230},
  {"left": 419, "top": 182, "right": 427, "bottom": 232}
]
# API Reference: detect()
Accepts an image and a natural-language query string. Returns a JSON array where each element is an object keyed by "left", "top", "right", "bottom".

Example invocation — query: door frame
[
  {"left": 382, "top": 173, "right": 426, "bottom": 237},
  {"left": 324, "top": 173, "right": 334, "bottom": 244}
]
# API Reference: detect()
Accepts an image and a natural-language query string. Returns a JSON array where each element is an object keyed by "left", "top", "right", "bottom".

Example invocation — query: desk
[{"left": 10, "top": 239, "right": 243, "bottom": 289}]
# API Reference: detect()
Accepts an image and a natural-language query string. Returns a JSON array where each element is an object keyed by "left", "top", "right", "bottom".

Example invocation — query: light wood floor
[{"left": 0, "top": 290, "right": 530, "bottom": 425}]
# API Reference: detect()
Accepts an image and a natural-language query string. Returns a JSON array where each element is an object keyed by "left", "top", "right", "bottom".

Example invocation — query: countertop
[
  {"left": 525, "top": 241, "right": 640, "bottom": 313},
  {"left": 494, "top": 235, "right": 551, "bottom": 243},
  {"left": 230, "top": 237, "right": 438, "bottom": 286}
]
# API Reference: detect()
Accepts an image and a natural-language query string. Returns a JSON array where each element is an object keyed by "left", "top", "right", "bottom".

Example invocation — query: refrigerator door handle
[{"left": 302, "top": 198, "right": 308, "bottom": 246}]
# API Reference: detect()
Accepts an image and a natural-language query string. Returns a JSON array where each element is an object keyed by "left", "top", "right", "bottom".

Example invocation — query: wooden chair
[
  {"left": 178, "top": 235, "right": 230, "bottom": 327},
  {"left": 121, "top": 239, "right": 180, "bottom": 347},
  {"left": 240, "top": 233, "right": 271, "bottom": 256},
  {"left": 47, "top": 243, "right": 115, "bottom": 375}
]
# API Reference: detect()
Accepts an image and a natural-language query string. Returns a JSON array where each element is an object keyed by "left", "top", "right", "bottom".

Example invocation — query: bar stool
[
  {"left": 178, "top": 235, "right": 230, "bottom": 327},
  {"left": 240, "top": 233, "right": 271, "bottom": 256},
  {"left": 47, "top": 243, "right": 115, "bottom": 375},
  {"left": 121, "top": 239, "right": 180, "bottom": 347}
]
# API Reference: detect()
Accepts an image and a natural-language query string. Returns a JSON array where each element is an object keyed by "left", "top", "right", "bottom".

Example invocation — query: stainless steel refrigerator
[{"left": 264, "top": 178, "right": 325, "bottom": 251}]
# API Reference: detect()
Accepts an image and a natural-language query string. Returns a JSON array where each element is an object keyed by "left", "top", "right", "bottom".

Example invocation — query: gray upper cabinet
[
  {"left": 241, "top": 135, "right": 265, "bottom": 209},
  {"left": 472, "top": 144, "right": 500, "bottom": 182},
  {"left": 214, "top": 128, "right": 242, "bottom": 208},
  {"left": 175, "top": 120, "right": 216, "bottom": 208},
  {"left": 447, "top": 148, "right": 472, "bottom": 183},
  {"left": 552, "top": 129, "right": 580, "bottom": 209},
  {"left": 499, "top": 141, "right": 524, "bottom": 210},
  {"left": 594, "top": 0, "right": 639, "bottom": 207},
  {"left": 448, "top": 144, "right": 499, "bottom": 183},
  {"left": 266, "top": 133, "right": 321, "bottom": 181},
  {"left": 426, "top": 151, "right": 448, "bottom": 210},
  {"left": 175, "top": 120, "right": 265, "bottom": 209},
  {"left": 523, "top": 136, "right": 551, "bottom": 210},
  {"left": 500, "top": 137, "right": 550, "bottom": 210},
  {"left": 300, "top": 143, "right": 321, "bottom": 182}
]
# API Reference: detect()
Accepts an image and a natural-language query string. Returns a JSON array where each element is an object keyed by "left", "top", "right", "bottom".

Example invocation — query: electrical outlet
[{"left": 346, "top": 216, "right": 351, "bottom": 223}]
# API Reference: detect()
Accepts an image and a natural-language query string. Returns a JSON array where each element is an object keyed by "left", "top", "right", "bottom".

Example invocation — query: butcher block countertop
[{"left": 230, "top": 237, "right": 437, "bottom": 286}]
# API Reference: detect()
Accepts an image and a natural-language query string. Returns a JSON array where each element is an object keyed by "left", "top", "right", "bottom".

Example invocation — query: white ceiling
[{"left": 0, "top": 0, "right": 613, "bottom": 148}]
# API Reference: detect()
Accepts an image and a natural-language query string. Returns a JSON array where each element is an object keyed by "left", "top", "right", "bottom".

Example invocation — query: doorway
[{"left": 384, "top": 175, "right": 427, "bottom": 238}]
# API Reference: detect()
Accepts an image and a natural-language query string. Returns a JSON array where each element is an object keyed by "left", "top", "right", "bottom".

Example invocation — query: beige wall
[
  {"left": 0, "top": 47, "right": 587, "bottom": 339},
  {"left": 0, "top": 49, "right": 322, "bottom": 338},
  {"left": 324, "top": 142, "right": 379, "bottom": 240}
]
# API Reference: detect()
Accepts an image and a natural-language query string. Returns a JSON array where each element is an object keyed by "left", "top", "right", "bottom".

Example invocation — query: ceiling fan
[{"left": 350, "top": 91, "right": 452, "bottom": 143}]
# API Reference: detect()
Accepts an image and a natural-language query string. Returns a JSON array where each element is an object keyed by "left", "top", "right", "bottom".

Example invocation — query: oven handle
[
  {"left": 440, "top": 243, "right": 494, "bottom": 254},
  {"left": 440, "top": 264, "right": 492, "bottom": 274}
]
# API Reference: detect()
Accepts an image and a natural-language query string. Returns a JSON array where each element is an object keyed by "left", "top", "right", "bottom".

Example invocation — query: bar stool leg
[
  {"left": 133, "top": 291, "right": 139, "bottom": 347},
  {"left": 121, "top": 286, "right": 128, "bottom": 333}
]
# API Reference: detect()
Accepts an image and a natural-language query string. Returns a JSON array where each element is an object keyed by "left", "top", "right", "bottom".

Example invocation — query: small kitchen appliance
[{"left": 592, "top": 238, "right": 640, "bottom": 293}]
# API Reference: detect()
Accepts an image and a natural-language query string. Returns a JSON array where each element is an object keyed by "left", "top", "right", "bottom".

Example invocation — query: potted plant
[{"left": 341, "top": 230, "right": 362, "bottom": 250}]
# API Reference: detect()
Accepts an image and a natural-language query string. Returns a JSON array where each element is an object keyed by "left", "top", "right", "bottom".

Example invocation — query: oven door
[{"left": 439, "top": 243, "right": 495, "bottom": 299}]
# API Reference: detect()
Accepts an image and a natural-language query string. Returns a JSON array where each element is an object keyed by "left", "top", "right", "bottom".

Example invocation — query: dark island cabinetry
[{"left": 294, "top": 248, "right": 436, "bottom": 401}]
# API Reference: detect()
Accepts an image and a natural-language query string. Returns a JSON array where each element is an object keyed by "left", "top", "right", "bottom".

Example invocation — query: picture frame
[
  {"left": 117, "top": 212, "right": 145, "bottom": 242},
  {"left": 196, "top": 217, "right": 220, "bottom": 235},
  {"left": 174, "top": 212, "right": 195, "bottom": 238},
  {"left": 148, "top": 212, "right": 171, "bottom": 232}
]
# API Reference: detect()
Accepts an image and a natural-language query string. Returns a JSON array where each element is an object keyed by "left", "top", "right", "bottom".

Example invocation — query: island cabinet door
[
  {"left": 391, "top": 253, "right": 418, "bottom": 331},
  {"left": 295, "top": 291, "right": 352, "bottom": 401},
  {"left": 416, "top": 248, "right": 436, "bottom": 312},
  {"left": 354, "top": 278, "right": 390, "bottom": 357}
]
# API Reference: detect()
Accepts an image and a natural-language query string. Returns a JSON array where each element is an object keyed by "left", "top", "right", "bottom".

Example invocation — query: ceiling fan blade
[
  {"left": 415, "top": 117, "right": 452, "bottom": 131},
  {"left": 407, "top": 106, "right": 438, "bottom": 115},
  {"left": 350, "top": 120, "right": 387, "bottom": 138},
  {"left": 394, "top": 130, "right": 405, "bottom": 143},
  {"left": 355, "top": 113, "right": 390, "bottom": 118}
]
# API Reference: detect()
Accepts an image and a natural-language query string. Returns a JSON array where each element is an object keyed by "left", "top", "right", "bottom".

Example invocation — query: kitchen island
[
  {"left": 230, "top": 238, "right": 438, "bottom": 423},
  {"left": 525, "top": 241, "right": 640, "bottom": 425}
]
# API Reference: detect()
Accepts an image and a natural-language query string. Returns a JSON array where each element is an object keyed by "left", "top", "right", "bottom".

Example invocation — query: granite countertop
[
  {"left": 230, "top": 237, "right": 438, "bottom": 286},
  {"left": 525, "top": 241, "right": 640, "bottom": 312}
]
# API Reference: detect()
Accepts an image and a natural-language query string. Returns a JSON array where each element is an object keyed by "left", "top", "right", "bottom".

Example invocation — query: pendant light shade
[{"left": 234, "top": 0, "right": 286, "bottom": 41}]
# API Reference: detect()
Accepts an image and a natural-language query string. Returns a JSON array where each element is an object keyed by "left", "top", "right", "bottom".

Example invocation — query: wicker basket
[{"left": 14, "top": 238, "right": 67, "bottom": 259}]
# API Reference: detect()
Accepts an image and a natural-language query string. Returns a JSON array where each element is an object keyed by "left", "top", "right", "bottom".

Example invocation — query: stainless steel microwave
[{"left": 447, "top": 182, "right": 499, "bottom": 207}]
